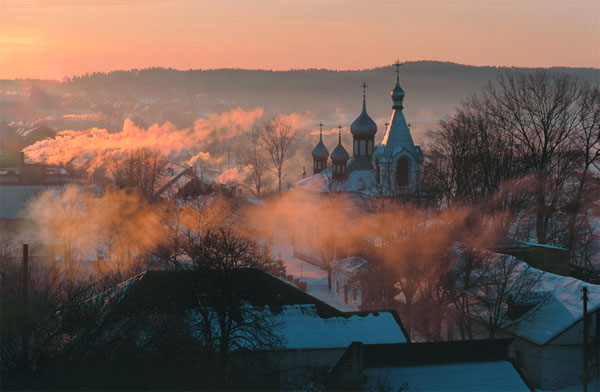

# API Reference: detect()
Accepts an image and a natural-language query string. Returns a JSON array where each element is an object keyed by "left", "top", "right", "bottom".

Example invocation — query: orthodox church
[{"left": 299, "top": 65, "right": 423, "bottom": 197}]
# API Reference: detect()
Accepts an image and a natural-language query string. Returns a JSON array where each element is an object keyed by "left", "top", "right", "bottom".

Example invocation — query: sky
[{"left": 1, "top": 0, "right": 599, "bottom": 80}]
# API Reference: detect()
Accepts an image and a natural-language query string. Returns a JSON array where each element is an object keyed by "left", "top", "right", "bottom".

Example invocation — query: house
[
  {"left": 439, "top": 249, "right": 599, "bottom": 389},
  {"left": 328, "top": 339, "right": 532, "bottom": 391},
  {"left": 494, "top": 264, "right": 600, "bottom": 390},
  {"left": 91, "top": 268, "right": 409, "bottom": 389},
  {"left": 496, "top": 240, "right": 571, "bottom": 276},
  {"left": 0, "top": 152, "right": 82, "bottom": 186},
  {"left": 153, "top": 162, "right": 195, "bottom": 199},
  {"left": 329, "top": 255, "right": 398, "bottom": 311},
  {"left": 330, "top": 256, "right": 368, "bottom": 306}
]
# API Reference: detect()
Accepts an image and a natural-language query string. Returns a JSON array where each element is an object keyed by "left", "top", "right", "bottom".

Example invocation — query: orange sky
[{"left": 1, "top": 0, "right": 599, "bottom": 80}]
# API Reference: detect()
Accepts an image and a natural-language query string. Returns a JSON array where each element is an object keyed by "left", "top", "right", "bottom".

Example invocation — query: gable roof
[
  {"left": 505, "top": 262, "right": 600, "bottom": 346},
  {"left": 330, "top": 339, "right": 532, "bottom": 392},
  {"left": 294, "top": 168, "right": 377, "bottom": 196},
  {"left": 362, "top": 340, "right": 531, "bottom": 391},
  {"left": 362, "top": 339, "right": 514, "bottom": 368}
]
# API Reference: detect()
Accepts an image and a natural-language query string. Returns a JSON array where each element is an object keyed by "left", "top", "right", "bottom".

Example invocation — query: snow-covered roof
[
  {"left": 277, "top": 304, "right": 407, "bottom": 349},
  {"left": 154, "top": 163, "right": 193, "bottom": 198},
  {"left": 93, "top": 269, "right": 408, "bottom": 350},
  {"left": 507, "top": 262, "right": 600, "bottom": 345},
  {"left": 363, "top": 361, "right": 529, "bottom": 392},
  {"left": 330, "top": 256, "right": 368, "bottom": 275},
  {"left": 246, "top": 198, "right": 266, "bottom": 206},
  {"left": 294, "top": 168, "right": 376, "bottom": 195}
]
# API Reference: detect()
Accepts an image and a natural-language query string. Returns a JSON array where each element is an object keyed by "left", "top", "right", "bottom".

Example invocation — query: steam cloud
[{"left": 23, "top": 107, "right": 264, "bottom": 170}]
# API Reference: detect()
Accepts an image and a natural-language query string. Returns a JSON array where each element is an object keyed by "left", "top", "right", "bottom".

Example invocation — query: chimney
[
  {"left": 20, "top": 151, "right": 25, "bottom": 165},
  {"left": 326, "top": 342, "right": 364, "bottom": 389}
]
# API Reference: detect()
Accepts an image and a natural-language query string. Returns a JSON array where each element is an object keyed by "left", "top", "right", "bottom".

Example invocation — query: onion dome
[
  {"left": 311, "top": 126, "right": 329, "bottom": 159},
  {"left": 350, "top": 95, "right": 377, "bottom": 138},
  {"left": 331, "top": 127, "right": 349, "bottom": 162},
  {"left": 391, "top": 67, "right": 405, "bottom": 109}
]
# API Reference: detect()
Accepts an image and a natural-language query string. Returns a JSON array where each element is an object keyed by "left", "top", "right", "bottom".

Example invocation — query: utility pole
[
  {"left": 21, "top": 244, "right": 29, "bottom": 367},
  {"left": 582, "top": 286, "right": 589, "bottom": 392}
]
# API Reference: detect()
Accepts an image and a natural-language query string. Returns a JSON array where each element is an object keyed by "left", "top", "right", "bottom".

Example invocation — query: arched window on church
[
  {"left": 396, "top": 158, "right": 409, "bottom": 188},
  {"left": 360, "top": 140, "right": 366, "bottom": 156}
]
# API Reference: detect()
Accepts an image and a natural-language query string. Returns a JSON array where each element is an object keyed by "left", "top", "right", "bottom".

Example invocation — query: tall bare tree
[
  {"left": 238, "top": 127, "right": 270, "bottom": 198},
  {"left": 424, "top": 70, "right": 599, "bottom": 250},
  {"left": 259, "top": 118, "right": 296, "bottom": 196},
  {"left": 563, "top": 84, "right": 600, "bottom": 264},
  {"left": 482, "top": 70, "right": 590, "bottom": 244}
]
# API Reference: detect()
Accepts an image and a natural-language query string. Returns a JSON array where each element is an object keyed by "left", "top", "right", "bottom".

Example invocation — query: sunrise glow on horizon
[{"left": 1, "top": 0, "right": 599, "bottom": 80}]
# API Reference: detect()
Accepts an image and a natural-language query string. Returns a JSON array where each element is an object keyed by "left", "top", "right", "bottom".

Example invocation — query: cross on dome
[
  {"left": 394, "top": 59, "right": 403, "bottom": 83},
  {"left": 361, "top": 82, "right": 368, "bottom": 98}
]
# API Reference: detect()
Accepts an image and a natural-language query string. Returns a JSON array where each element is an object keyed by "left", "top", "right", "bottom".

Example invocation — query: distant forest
[{"left": 2, "top": 61, "right": 598, "bottom": 167}]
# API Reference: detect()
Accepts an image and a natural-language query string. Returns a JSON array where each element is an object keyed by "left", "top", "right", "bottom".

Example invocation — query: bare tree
[
  {"left": 473, "top": 251, "right": 546, "bottom": 339},
  {"left": 238, "top": 127, "right": 270, "bottom": 198},
  {"left": 481, "top": 70, "right": 590, "bottom": 244},
  {"left": 423, "top": 100, "right": 522, "bottom": 206},
  {"left": 563, "top": 84, "right": 600, "bottom": 265},
  {"left": 424, "top": 70, "right": 599, "bottom": 253},
  {"left": 259, "top": 117, "right": 297, "bottom": 196},
  {"left": 111, "top": 148, "right": 165, "bottom": 201}
]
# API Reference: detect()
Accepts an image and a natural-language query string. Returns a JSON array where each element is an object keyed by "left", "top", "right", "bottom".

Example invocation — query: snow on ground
[
  {"left": 277, "top": 304, "right": 406, "bottom": 349},
  {"left": 364, "top": 361, "right": 530, "bottom": 392},
  {"left": 270, "top": 243, "right": 358, "bottom": 311}
]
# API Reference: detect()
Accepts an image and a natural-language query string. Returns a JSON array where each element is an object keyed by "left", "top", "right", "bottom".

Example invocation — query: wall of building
[
  {"left": 331, "top": 270, "right": 363, "bottom": 306},
  {"left": 269, "top": 348, "right": 345, "bottom": 389}
]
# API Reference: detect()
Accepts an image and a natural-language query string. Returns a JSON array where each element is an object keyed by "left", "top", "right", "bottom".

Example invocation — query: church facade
[{"left": 304, "top": 68, "right": 423, "bottom": 197}]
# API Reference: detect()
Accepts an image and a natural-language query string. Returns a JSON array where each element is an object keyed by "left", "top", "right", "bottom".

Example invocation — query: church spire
[
  {"left": 331, "top": 125, "right": 349, "bottom": 180},
  {"left": 311, "top": 122, "right": 329, "bottom": 174},
  {"left": 350, "top": 82, "right": 377, "bottom": 162},
  {"left": 361, "top": 82, "right": 368, "bottom": 114},
  {"left": 391, "top": 60, "right": 405, "bottom": 110}
]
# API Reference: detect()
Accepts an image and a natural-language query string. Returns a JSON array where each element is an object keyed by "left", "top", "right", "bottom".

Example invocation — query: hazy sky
[{"left": 1, "top": 0, "right": 599, "bottom": 79}]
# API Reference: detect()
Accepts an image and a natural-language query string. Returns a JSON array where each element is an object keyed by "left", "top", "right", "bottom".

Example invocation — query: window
[
  {"left": 360, "top": 140, "right": 366, "bottom": 156},
  {"left": 354, "top": 139, "right": 358, "bottom": 156},
  {"left": 396, "top": 158, "right": 409, "bottom": 188},
  {"left": 353, "top": 288, "right": 358, "bottom": 302},
  {"left": 367, "top": 140, "right": 373, "bottom": 155},
  {"left": 375, "top": 163, "right": 380, "bottom": 184}
]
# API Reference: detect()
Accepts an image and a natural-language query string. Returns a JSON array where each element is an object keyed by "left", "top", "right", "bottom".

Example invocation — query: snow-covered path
[{"left": 271, "top": 244, "right": 358, "bottom": 312}]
